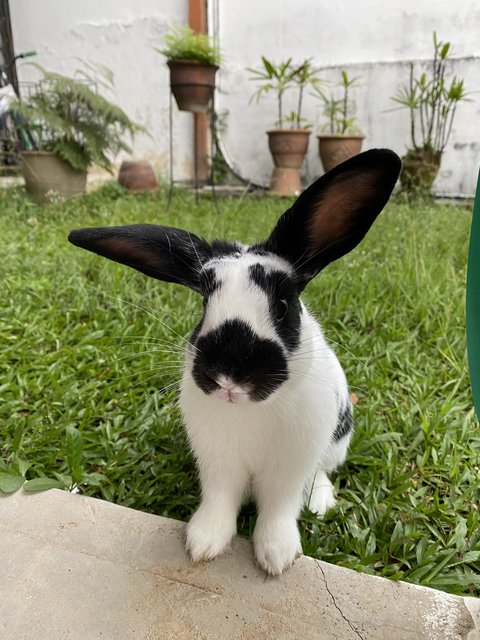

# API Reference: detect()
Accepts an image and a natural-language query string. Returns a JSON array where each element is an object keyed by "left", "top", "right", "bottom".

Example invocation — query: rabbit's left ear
[
  {"left": 68, "top": 224, "right": 213, "bottom": 292},
  {"left": 261, "top": 148, "right": 401, "bottom": 290}
]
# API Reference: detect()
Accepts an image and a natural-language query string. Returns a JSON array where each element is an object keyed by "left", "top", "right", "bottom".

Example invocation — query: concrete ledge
[{"left": 1, "top": 490, "right": 479, "bottom": 640}]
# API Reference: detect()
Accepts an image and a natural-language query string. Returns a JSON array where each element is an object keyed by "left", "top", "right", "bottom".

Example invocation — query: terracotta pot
[
  {"left": 168, "top": 60, "right": 218, "bottom": 113},
  {"left": 400, "top": 149, "right": 442, "bottom": 192},
  {"left": 318, "top": 135, "right": 365, "bottom": 172},
  {"left": 118, "top": 160, "right": 158, "bottom": 194},
  {"left": 267, "top": 129, "right": 311, "bottom": 196},
  {"left": 20, "top": 151, "right": 87, "bottom": 203}
]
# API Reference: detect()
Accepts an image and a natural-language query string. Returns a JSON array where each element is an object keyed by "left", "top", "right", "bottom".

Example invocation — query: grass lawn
[{"left": 1, "top": 183, "right": 479, "bottom": 596}]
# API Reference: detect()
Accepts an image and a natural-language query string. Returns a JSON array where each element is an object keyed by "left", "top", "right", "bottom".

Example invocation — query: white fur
[{"left": 180, "top": 254, "right": 352, "bottom": 575}]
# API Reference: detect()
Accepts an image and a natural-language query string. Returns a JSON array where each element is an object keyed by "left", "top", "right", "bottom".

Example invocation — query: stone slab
[{"left": 0, "top": 489, "right": 478, "bottom": 640}]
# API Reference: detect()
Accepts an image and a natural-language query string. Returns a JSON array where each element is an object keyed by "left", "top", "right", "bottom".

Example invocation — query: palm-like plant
[
  {"left": 390, "top": 32, "right": 469, "bottom": 154},
  {"left": 247, "top": 57, "right": 321, "bottom": 128},
  {"left": 312, "top": 71, "right": 362, "bottom": 135}
]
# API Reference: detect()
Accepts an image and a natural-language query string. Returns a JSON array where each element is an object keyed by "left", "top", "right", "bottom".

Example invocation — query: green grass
[{"left": 1, "top": 183, "right": 478, "bottom": 596}]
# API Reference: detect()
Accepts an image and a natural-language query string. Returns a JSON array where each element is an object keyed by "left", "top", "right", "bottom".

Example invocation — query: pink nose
[{"left": 217, "top": 376, "right": 244, "bottom": 403}]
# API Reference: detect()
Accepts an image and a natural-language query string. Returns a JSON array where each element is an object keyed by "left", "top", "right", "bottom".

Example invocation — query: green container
[{"left": 467, "top": 170, "right": 480, "bottom": 419}]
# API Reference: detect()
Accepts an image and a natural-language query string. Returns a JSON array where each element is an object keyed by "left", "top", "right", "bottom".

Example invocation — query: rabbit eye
[{"left": 275, "top": 299, "right": 288, "bottom": 320}]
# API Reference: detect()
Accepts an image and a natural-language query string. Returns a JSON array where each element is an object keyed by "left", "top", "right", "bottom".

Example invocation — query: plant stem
[
  {"left": 278, "top": 90, "right": 282, "bottom": 128},
  {"left": 441, "top": 103, "right": 457, "bottom": 152},
  {"left": 409, "top": 64, "right": 417, "bottom": 149},
  {"left": 342, "top": 83, "right": 348, "bottom": 134},
  {"left": 297, "top": 84, "right": 303, "bottom": 129}
]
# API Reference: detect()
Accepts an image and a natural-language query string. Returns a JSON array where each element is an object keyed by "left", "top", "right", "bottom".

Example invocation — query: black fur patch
[
  {"left": 192, "top": 319, "right": 288, "bottom": 401},
  {"left": 248, "top": 264, "right": 301, "bottom": 352},
  {"left": 210, "top": 240, "right": 243, "bottom": 258},
  {"left": 333, "top": 402, "right": 353, "bottom": 442},
  {"left": 199, "top": 267, "right": 220, "bottom": 298}
]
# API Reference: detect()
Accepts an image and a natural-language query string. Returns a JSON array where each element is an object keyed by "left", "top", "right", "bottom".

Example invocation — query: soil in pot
[
  {"left": 168, "top": 60, "right": 218, "bottom": 113},
  {"left": 400, "top": 149, "right": 442, "bottom": 193},
  {"left": 20, "top": 151, "right": 87, "bottom": 203},
  {"left": 267, "top": 129, "right": 310, "bottom": 196},
  {"left": 318, "top": 135, "right": 364, "bottom": 172}
]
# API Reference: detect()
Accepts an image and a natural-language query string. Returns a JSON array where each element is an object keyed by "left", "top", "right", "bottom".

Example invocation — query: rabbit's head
[{"left": 69, "top": 149, "right": 401, "bottom": 404}]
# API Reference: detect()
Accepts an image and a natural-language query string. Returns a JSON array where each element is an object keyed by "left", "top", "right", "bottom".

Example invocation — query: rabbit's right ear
[
  {"left": 68, "top": 224, "right": 213, "bottom": 292},
  {"left": 261, "top": 148, "right": 401, "bottom": 291}
]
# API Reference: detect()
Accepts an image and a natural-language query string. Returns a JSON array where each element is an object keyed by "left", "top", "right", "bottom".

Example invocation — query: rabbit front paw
[
  {"left": 253, "top": 518, "right": 302, "bottom": 576},
  {"left": 308, "top": 483, "right": 336, "bottom": 517},
  {"left": 186, "top": 505, "right": 236, "bottom": 563}
]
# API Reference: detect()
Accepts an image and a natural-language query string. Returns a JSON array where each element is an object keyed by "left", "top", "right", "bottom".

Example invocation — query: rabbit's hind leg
[
  {"left": 305, "top": 469, "right": 336, "bottom": 517},
  {"left": 305, "top": 430, "right": 353, "bottom": 517}
]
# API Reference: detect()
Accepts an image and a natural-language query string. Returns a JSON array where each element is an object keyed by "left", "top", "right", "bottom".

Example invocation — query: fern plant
[
  {"left": 15, "top": 65, "right": 142, "bottom": 172},
  {"left": 157, "top": 25, "right": 221, "bottom": 66}
]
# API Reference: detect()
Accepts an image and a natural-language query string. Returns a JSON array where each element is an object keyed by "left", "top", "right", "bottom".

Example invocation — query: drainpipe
[{"left": 189, "top": 0, "right": 209, "bottom": 183}]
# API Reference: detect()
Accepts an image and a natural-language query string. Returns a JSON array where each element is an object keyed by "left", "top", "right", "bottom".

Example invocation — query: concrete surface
[{"left": 0, "top": 489, "right": 479, "bottom": 640}]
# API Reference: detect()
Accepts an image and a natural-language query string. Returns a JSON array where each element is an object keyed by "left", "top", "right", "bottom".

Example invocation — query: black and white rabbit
[{"left": 69, "top": 148, "right": 401, "bottom": 575}]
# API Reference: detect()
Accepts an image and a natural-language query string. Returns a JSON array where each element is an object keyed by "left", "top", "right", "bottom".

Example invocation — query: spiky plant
[
  {"left": 15, "top": 65, "right": 142, "bottom": 172},
  {"left": 390, "top": 32, "right": 470, "bottom": 154}
]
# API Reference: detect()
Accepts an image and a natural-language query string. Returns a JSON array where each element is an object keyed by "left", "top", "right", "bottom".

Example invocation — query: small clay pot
[
  {"left": 267, "top": 129, "right": 311, "bottom": 196},
  {"left": 168, "top": 60, "right": 218, "bottom": 113},
  {"left": 118, "top": 160, "right": 158, "bottom": 194},
  {"left": 318, "top": 135, "right": 364, "bottom": 172}
]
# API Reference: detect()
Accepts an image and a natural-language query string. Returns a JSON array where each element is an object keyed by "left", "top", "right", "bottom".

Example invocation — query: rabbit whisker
[{"left": 103, "top": 294, "right": 195, "bottom": 348}]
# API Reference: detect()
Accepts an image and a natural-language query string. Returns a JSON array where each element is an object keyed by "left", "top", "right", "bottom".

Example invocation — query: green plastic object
[{"left": 467, "top": 170, "right": 480, "bottom": 420}]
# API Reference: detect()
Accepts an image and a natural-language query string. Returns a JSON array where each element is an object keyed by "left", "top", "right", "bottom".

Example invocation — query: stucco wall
[
  {"left": 9, "top": 1, "right": 480, "bottom": 195},
  {"left": 10, "top": 0, "right": 192, "bottom": 180},
  {"left": 215, "top": 0, "right": 480, "bottom": 196}
]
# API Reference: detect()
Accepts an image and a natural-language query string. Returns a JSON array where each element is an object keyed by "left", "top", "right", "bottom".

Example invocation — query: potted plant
[
  {"left": 313, "top": 71, "right": 364, "bottom": 172},
  {"left": 390, "top": 32, "right": 470, "bottom": 194},
  {"left": 157, "top": 25, "right": 221, "bottom": 113},
  {"left": 247, "top": 57, "right": 321, "bottom": 196},
  {"left": 15, "top": 66, "right": 141, "bottom": 203}
]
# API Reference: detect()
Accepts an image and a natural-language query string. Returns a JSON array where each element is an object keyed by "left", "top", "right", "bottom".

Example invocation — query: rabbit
[{"left": 68, "top": 148, "right": 401, "bottom": 575}]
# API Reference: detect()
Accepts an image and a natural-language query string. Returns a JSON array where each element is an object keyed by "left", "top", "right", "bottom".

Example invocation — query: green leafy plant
[
  {"left": 390, "top": 32, "right": 470, "bottom": 154},
  {"left": 313, "top": 70, "right": 362, "bottom": 135},
  {"left": 157, "top": 25, "right": 222, "bottom": 66},
  {"left": 247, "top": 57, "right": 322, "bottom": 128},
  {"left": 14, "top": 65, "right": 142, "bottom": 172}
]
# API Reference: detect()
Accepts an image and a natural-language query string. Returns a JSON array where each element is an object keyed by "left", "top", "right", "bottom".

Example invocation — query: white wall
[
  {"left": 216, "top": 0, "right": 480, "bottom": 196},
  {"left": 10, "top": 1, "right": 480, "bottom": 195},
  {"left": 10, "top": 0, "right": 192, "bottom": 180}
]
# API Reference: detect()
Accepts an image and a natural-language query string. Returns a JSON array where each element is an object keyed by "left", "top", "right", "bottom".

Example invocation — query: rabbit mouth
[{"left": 214, "top": 376, "right": 250, "bottom": 404}]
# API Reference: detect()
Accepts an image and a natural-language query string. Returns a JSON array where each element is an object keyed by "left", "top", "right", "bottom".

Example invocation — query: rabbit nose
[{"left": 216, "top": 375, "right": 247, "bottom": 404}]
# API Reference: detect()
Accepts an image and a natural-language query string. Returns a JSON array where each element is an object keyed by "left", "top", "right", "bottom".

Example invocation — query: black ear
[
  {"left": 261, "top": 149, "right": 401, "bottom": 291},
  {"left": 68, "top": 224, "right": 213, "bottom": 292}
]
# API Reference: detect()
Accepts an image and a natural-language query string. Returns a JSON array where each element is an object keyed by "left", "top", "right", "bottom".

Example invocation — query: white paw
[
  {"left": 308, "top": 482, "right": 336, "bottom": 517},
  {"left": 186, "top": 506, "right": 236, "bottom": 563},
  {"left": 253, "top": 518, "right": 302, "bottom": 576}
]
